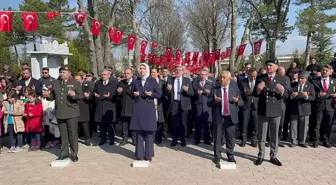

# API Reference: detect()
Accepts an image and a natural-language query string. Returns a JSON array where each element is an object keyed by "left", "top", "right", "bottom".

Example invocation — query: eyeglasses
[{"left": 42, "top": 72, "right": 48, "bottom": 74}]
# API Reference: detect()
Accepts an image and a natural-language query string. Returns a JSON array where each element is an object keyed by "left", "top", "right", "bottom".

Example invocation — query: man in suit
[
  {"left": 192, "top": 68, "right": 215, "bottom": 145},
  {"left": 288, "top": 70, "right": 315, "bottom": 148},
  {"left": 254, "top": 59, "right": 289, "bottom": 166},
  {"left": 240, "top": 68, "right": 258, "bottom": 147},
  {"left": 39, "top": 67, "right": 55, "bottom": 88},
  {"left": 161, "top": 67, "right": 170, "bottom": 138},
  {"left": 209, "top": 71, "right": 243, "bottom": 163},
  {"left": 237, "top": 62, "right": 252, "bottom": 88},
  {"left": 311, "top": 64, "right": 335, "bottom": 148},
  {"left": 117, "top": 68, "right": 135, "bottom": 146},
  {"left": 94, "top": 69, "right": 118, "bottom": 146},
  {"left": 49, "top": 65, "right": 83, "bottom": 162},
  {"left": 166, "top": 65, "right": 194, "bottom": 147},
  {"left": 17, "top": 68, "right": 42, "bottom": 96}
]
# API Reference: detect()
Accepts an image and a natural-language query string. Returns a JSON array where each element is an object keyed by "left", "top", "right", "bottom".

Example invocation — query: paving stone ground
[{"left": 1, "top": 132, "right": 336, "bottom": 185}]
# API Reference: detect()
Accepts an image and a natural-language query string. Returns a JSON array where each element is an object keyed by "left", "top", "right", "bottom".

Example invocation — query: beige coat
[{"left": 2, "top": 100, "right": 25, "bottom": 133}]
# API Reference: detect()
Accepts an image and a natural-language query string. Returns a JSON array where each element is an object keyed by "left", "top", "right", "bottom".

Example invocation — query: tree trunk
[
  {"left": 248, "top": 22, "right": 255, "bottom": 67},
  {"left": 132, "top": 1, "right": 140, "bottom": 68},
  {"left": 269, "top": 39, "right": 276, "bottom": 59},
  {"left": 14, "top": 45, "right": 20, "bottom": 66},
  {"left": 305, "top": 31, "right": 312, "bottom": 68},
  {"left": 234, "top": 19, "right": 251, "bottom": 69},
  {"left": 229, "top": 0, "right": 237, "bottom": 72},
  {"left": 78, "top": 0, "right": 97, "bottom": 77}
]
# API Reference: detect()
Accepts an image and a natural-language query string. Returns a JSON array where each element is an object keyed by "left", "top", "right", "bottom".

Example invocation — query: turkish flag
[
  {"left": 221, "top": 52, "right": 227, "bottom": 60},
  {"left": 140, "top": 40, "right": 148, "bottom": 54},
  {"left": 165, "top": 48, "right": 172, "bottom": 60},
  {"left": 176, "top": 50, "right": 182, "bottom": 62},
  {"left": 214, "top": 49, "right": 221, "bottom": 60},
  {"left": 253, "top": 40, "right": 262, "bottom": 55},
  {"left": 226, "top": 47, "right": 232, "bottom": 57},
  {"left": 203, "top": 50, "right": 209, "bottom": 62},
  {"left": 140, "top": 53, "right": 146, "bottom": 62},
  {"left": 0, "top": 12, "right": 13, "bottom": 32},
  {"left": 238, "top": 44, "right": 247, "bottom": 56},
  {"left": 148, "top": 54, "right": 156, "bottom": 63},
  {"left": 22, "top": 12, "right": 38, "bottom": 32},
  {"left": 74, "top": 12, "right": 86, "bottom": 26},
  {"left": 151, "top": 42, "right": 158, "bottom": 49},
  {"left": 91, "top": 19, "right": 101, "bottom": 36},
  {"left": 46, "top": 12, "right": 60, "bottom": 20},
  {"left": 109, "top": 28, "right": 123, "bottom": 44},
  {"left": 185, "top": 52, "right": 191, "bottom": 61},
  {"left": 128, "top": 35, "right": 136, "bottom": 50},
  {"left": 209, "top": 53, "right": 215, "bottom": 65},
  {"left": 192, "top": 52, "right": 199, "bottom": 62}
]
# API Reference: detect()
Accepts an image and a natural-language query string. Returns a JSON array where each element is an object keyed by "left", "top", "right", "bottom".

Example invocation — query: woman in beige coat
[{"left": 2, "top": 90, "right": 25, "bottom": 153}]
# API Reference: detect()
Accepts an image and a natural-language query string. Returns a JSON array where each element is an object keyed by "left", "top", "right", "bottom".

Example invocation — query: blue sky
[{"left": 1, "top": 0, "right": 335, "bottom": 55}]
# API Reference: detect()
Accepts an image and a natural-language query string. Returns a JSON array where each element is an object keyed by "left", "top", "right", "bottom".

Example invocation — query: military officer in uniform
[
  {"left": 50, "top": 65, "right": 83, "bottom": 162},
  {"left": 254, "top": 59, "right": 289, "bottom": 166}
]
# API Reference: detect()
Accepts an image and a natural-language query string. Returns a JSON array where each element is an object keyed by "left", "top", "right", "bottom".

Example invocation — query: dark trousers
[
  {"left": 315, "top": 110, "right": 334, "bottom": 143},
  {"left": 135, "top": 130, "right": 154, "bottom": 159},
  {"left": 8, "top": 125, "right": 22, "bottom": 147},
  {"left": 121, "top": 117, "right": 134, "bottom": 140},
  {"left": 155, "top": 122, "right": 166, "bottom": 142},
  {"left": 282, "top": 110, "right": 290, "bottom": 140},
  {"left": 79, "top": 121, "right": 90, "bottom": 140},
  {"left": 214, "top": 116, "right": 235, "bottom": 158},
  {"left": 194, "top": 114, "right": 210, "bottom": 142},
  {"left": 29, "top": 132, "right": 41, "bottom": 146},
  {"left": 242, "top": 108, "right": 258, "bottom": 141},
  {"left": 58, "top": 118, "right": 79, "bottom": 158},
  {"left": 171, "top": 101, "right": 188, "bottom": 142},
  {"left": 99, "top": 120, "right": 115, "bottom": 143}
]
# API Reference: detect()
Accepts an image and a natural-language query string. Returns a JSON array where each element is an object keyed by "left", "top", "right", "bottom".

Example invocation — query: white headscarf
[{"left": 138, "top": 63, "right": 150, "bottom": 81}]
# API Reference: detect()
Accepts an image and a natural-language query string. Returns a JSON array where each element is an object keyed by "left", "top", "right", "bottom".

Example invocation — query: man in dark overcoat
[
  {"left": 93, "top": 69, "right": 118, "bottom": 146},
  {"left": 49, "top": 65, "right": 83, "bottom": 162},
  {"left": 192, "top": 68, "right": 214, "bottom": 145},
  {"left": 166, "top": 65, "right": 194, "bottom": 147},
  {"left": 117, "top": 68, "right": 135, "bottom": 146}
]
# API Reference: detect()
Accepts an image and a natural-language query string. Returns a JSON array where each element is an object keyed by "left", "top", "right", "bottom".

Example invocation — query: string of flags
[{"left": 0, "top": 10, "right": 263, "bottom": 72}]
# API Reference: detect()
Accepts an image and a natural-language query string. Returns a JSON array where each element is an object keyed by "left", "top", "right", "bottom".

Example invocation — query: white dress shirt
[
  {"left": 127, "top": 78, "right": 133, "bottom": 85},
  {"left": 221, "top": 84, "right": 230, "bottom": 116},
  {"left": 174, "top": 76, "right": 183, "bottom": 100}
]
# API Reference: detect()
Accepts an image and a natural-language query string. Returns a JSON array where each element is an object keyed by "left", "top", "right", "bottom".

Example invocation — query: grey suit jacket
[{"left": 166, "top": 77, "right": 194, "bottom": 111}]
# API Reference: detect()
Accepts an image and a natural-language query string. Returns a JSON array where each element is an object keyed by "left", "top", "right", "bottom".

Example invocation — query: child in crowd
[
  {"left": 2, "top": 90, "right": 25, "bottom": 153},
  {"left": 24, "top": 90, "right": 43, "bottom": 151},
  {"left": 41, "top": 86, "right": 60, "bottom": 148}
]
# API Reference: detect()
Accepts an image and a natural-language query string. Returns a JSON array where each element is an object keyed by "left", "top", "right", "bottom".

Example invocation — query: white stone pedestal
[
  {"left": 50, "top": 159, "right": 71, "bottom": 167},
  {"left": 132, "top": 160, "right": 150, "bottom": 168},
  {"left": 219, "top": 161, "right": 236, "bottom": 169}
]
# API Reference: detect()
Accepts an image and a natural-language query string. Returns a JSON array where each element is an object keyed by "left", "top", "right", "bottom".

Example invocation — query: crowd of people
[{"left": 0, "top": 53, "right": 336, "bottom": 167}]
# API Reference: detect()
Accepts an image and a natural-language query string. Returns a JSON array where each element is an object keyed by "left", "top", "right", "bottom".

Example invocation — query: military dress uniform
[{"left": 51, "top": 66, "right": 83, "bottom": 161}]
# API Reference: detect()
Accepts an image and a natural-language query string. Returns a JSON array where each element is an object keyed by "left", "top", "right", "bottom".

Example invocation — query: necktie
[
  {"left": 177, "top": 78, "right": 181, "bottom": 100},
  {"left": 323, "top": 79, "right": 328, "bottom": 92},
  {"left": 103, "top": 81, "right": 107, "bottom": 86},
  {"left": 269, "top": 75, "right": 273, "bottom": 82},
  {"left": 299, "top": 85, "right": 302, "bottom": 92},
  {"left": 223, "top": 88, "right": 229, "bottom": 116},
  {"left": 201, "top": 81, "right": 204, "bottom": 88}
]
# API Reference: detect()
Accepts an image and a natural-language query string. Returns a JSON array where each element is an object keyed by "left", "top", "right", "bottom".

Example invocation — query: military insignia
[{"left": 67, "top": 85, "right": 74, "bottom": 88}]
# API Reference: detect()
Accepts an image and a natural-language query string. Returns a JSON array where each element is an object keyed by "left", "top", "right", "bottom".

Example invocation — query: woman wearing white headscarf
[{"left": 130, "top": 63, "right": 162, "bottom": 161}]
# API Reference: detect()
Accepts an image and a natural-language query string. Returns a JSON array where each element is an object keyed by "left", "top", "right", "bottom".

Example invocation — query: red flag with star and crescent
[
  {"left": 214, "top": 49, "right": 221, "bottom": 60},
  {"left": 176, "top": 50, "right": 182, "bottom": 62},
  {"left": 22, "top": 12, "right": 38, "bottom": 32},
  {"left": 226, "top": 47, "right": 232, "bottom": 57},
  {"left": 109, "top": 28, "right": 124, "bottom": 44},
  {"left": 91, "top": 19, "right": 101, "bottom": 36},
  {"left": 253, "top": 40, "right": 262, "bottom": 55},
  {"left": 192, "top": 52, "right": 199, "bottom": 63},
  {"left": 128, "top": 35, "right": 136, "bottom": 50},
  {"left": 140, "top": 40, "right": 148, "bottom": 54},
  {"left": 221, "top": 52, "right": 227, "bottom": 60},
  {"left": 203, "top": 50, "right": 210, "bottom": 62},
  {"left": 46, "top": 12, "right": 60, "bottom": 20},
  {"left": 238, "top": 44, "right": 247, "bottom": 56},
  {"left": 74, "top": 12, "right": 86, "bottom": 26},
  {"left": 151, "top": 42, "right": 158, "bottom": 49},
  {"left": 0, "top": 11, "right": 13, "bottom": 32},
  {"left": 165, "top": 48, "right": 172, "bottom": 61}
]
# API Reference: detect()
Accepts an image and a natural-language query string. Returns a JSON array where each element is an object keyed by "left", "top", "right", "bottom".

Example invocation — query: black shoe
[
  {"left": 204, "top": 141, "right": 212, "bottom": 145},
  {"left": 144, "top": 157, "right": 152, "bottom": 162},
  {"left": 255, "top": 158, "right": 263, "bottom": 166},
  {"left": 289, "top": 143, "right": 296, "bottom": 148},
  {"left": 85, "top": 139, "right": 92, "bottom": 146},
  {"left": 194, "top": 140, "right": 200, "bottom": 145},
  {"left": 71, "top": 156, "right": 78, "bottom": 162},
  {"left": 240, "top": 140, "right": 246, "bottom": 147},
  {"left": 99, "top": 140, "right": 106, "bottom": 146},
  {"left": 298, "top": 143, "right": 308, "bottom": 148},
  {"left": 278, "top": 143, "right": 285, "bottom": 147},
  {"left": 154, "top": 140, "right": 162, "bottom": 145},
  {"left": 251, "top": 141, "right": 258, "bottom": 148},
  {"left": 119, "top": 140, "right": 128, "bottom": 146},
  {"left": 109, "top": 141, "right": 114, "bottom": 145},
  {"left": 214, "top": 157, "right": 220, "bottom": 164},
  {"left": 181, "top": 141, "right": 186, "bottom": 147},
  {"left": 227, "top": 156, "right": 236, "bottom": 163},
  {"left": 323, "top": 142, "right": 331, "bottom": 148},
  {"left": 265, "top": 143, "right": 269, "bottom": 147},
  {"left": 56, "top": 156, "right": 68, "bottom": 161},
  {"left": 312, "top": 142, "right": 318, "bottom": 148},
  {"left": 270, "top": 158, "right": 282, "bottom": 166},
  {"left": 171, "top": 140, "right": 178, "bottom": 147}
]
